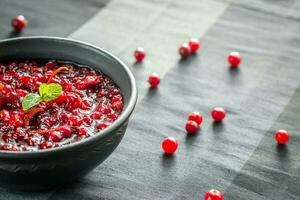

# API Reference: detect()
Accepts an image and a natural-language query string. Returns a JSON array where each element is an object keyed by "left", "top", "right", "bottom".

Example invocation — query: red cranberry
[
  {"left": 45, "top": 61, "right": 56, "bottom": 70},
  {"left": 108, "top": 113, "right": 118, "bottom": 121},
  {"left": 134, "top": 48, "right": 146, "bottom": 62},
  {"left": 44, "top": 70, "right": 54, "bottom": 80},
  {"left": 13, "top": 128, "right": 25, "bottom": 141},
  {"left": 57, "top": 126, "right": 73, "bottom": 138},
  {"left": 0, "top": 110, "right": 10, "bottom": 121},
  {"left": 188, "top": 112, "right": 203, "bottom": 125},
  {"left": 204, "top": 189, "right": 223, "bottom": 200},
  {"left": 185, "top": 120, "right": 199, "bottom": 134},
  {"left": 179, "top": 43, "right": 191, "bottom": 58},
  {"left": 111, "top": 95, "right": 122, "bottom": 103},
  {"left": 275, "top": 130, "right": 289, "bottom": 144},
  {"left": 8, "top": 115, "right": 23, "bottom": 127},
  {"left": 55, "top": 92, "right": 67, "bottom": 104},
  {"left": 188, "top": 38, "right": 200, "bottom": 53},
  {"left": 91, "top": 112, "right": 102, "bottom": 119},
  {"left": 68, "top": 115, "right": 82, "bottom": 126},
  {"left": 1, "top": 144, "right": 20, "bottom": 151},
  {"left": 20, "top": 75, "right": 32, "bottom": 85},
  {"left": 211, "top": 107, "right": 226, "bottom": 122},
  {"left": 77, "top": 128, "right": 88, "bottom": 136},
  {"left": 82, "top": 116, "right": 92, "bottom": 126},
  {"left": 227, "top": 52, "right": 242, "bottom": 68},
  {"left": 11, "top": 15, "right": 28, "bottom": 31},
  {"left": 162, "top": 137, "right": 178, "bottom": 154},
  {"left": 2, "top": 133, "right": 12, "bottom": 143},
  {"left": 25, "top": 136, "right": 37, "bottom": 146},
  {"left": 39, "top": 141, "right": 53, "bottom": 149},
  {"left": 16, "top": 89, "right": 29, "bottom": 97},
  {"left": 148, "top": 73, "right": 160, "bottom": 88},
  {"left": 112, "top": 101, "right": 123, "bottom": 111},
  {"left": 81, "top": 100, "right": 92, "bottom": 110},
  {"left": 49, "top": 131, "right": 63, "bottom": 142},
  {"left": 96, "top": 122, "right": 110, "bottom": 131},
  {"left": 83, "top": 75, "right": 101, "bottom": 86}
]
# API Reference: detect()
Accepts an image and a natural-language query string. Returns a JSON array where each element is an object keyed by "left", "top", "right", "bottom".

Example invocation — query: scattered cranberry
[
  {"left": 179, "top": 43, "right": 191, "bottom": 58},
  {"left": 204, "top": 189, "right": 224, "bottom": 200},
  {"left": 134, "top": 48, "right": 146, "bottom": 62},
  {"left": 162, "top": 137, "right": 178, "bottom": 154},
  {"left": 188, "top": 112, "right": 203, "bottom": 125},
  {"left": 275, "top": 130, "right": 289, "bottom": 145},
  {"left": 227, "top": 52, "right": 242, "bottom": 68},
  {"left": 11, "top": 15, "right": 28, "bottom": 32},
  {"left": 211, "top": 107, "right": 226, "bottom": 122},
  {"left": 148, "top": 73, "right": 160, "bottom": 88},
  {"left": 185, "top": 120, "right": 199, "bottom": 135},
  {"left": 188, "top": 38, "right": 200, "bottom": 53}
]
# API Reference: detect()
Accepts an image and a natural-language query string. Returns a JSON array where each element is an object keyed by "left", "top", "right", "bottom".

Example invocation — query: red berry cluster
[
  {"left": 179, "top": 38, "right": 201, "bottom": 58},
  {"left": 162, "top": 108, "right": 226, "bottom": 154}
]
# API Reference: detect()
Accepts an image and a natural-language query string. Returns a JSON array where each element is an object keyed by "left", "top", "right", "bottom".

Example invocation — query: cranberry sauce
[{"left": 0, "top": 60, "right": 123, "bottom": 151}]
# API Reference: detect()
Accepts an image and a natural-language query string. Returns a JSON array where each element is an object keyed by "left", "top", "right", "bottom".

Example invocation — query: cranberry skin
[
  {"left": 39, "top": 141, "right": 53, "bottom": 149},
  {"left": 188, "top": 38, "right": 200, "bottom": 53},
  {"left": 227, "top": 52, "right": 241, "bottom": 68},
  {"left": 11, "top": 15, "right": 28, "bottom": 31},
  {"left": 49, "top": 131, "right": 63, "bottom": 142},
  {"left": 8, "top": 115, "right": 23, "bottom": 127},
  {"left": 275, "top": 130, "right": 289, "bottom": 144},
  {"left": 95, "top": 122, "right": 110, "bottom": 131},
  {"left": 204, "top": 189, "right": 224, "bottom": 200},
  {"left": 134, "top": 48, "right": 146, "bottom": 62},
  {"left": 185, "top": 120, "right": 199, "bottom": 134},
  {"left": 77, "top": 128, "right": 88, "bottom": 136},
  {"left": 68, "top": 115, "right": 83, "bottom": 126},
  {"left": 91, "top": 112, "right": 102, "bottom": 119},
  {"left": 111, "top": 95, "right": 122, "bottom": 103},
  {"left": 112, "top": 101, "right": 123, "bottom": 110},
  {"left": 188, "top": 112, "right": 203, "bottom": 125},
  {"left": 55, "top": 92, "right": 67, "bottom": 104},
  {"left": 179, "top": 43, "right": 191, "bottom": 58},
  {"left": 148, "top": 73, "right": 160, "bottom": 88},
  {"left": 57, "top": 126, "right": 73, "bottom": 138},
  {"left": 211, "top": 107, "right": 226, "bottom": 122},
  {"left": 81, "top": 100, "right": 92, "bottom": 110},
  {"left": 162, "top": 137, "right": 178, "bottom": 154},
  {"left": 108, "top": 113, "right": 118, "bottom": 121}
]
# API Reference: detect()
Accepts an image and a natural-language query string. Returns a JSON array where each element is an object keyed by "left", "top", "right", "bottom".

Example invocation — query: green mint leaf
[
  {"left": 39, "top": 83, "right": 62, "bottom": 102},
  {"left": 22, "top": 94, "right": 42, "bottom": 110}
]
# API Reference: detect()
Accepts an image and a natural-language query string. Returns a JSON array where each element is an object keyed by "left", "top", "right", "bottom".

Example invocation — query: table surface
[{"left": 0, "top": 0, "right": 300, "bottom": 199}]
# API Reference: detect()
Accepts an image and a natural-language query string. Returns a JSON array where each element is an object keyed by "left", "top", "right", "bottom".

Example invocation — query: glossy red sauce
[{"left": 0, "top": 60, "right": 123, "bottom": 151}]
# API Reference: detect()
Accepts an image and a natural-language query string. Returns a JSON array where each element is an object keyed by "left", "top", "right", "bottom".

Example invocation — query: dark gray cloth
[{"left": 0, "top": 0, "right": 299, "bottom": 199}]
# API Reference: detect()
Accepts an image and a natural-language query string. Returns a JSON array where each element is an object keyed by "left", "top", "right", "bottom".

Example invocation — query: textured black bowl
[{"left": 0, "top": 37, "right": 137, "bottom": 191}]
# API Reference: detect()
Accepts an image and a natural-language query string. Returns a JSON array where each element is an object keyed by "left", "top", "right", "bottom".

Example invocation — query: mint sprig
[
  {"left": 22, "top": 83, "right": 62, "bottom": 110},
  {"left": 39, "top": 83, "right": 62, "bottom": 101}
]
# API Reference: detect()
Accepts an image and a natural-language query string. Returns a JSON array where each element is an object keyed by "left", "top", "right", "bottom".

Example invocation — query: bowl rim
[{"left": 0, "top": 36, "right": 138, "bottom": 158}]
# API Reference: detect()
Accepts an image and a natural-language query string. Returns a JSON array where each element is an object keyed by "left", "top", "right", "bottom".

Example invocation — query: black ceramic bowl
[{"left": 0, "top": 37, "right": 137, "bottom": 190}]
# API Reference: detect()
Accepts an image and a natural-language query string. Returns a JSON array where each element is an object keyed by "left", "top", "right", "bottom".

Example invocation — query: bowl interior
[{"left": 0, "top": 37, "right": 137, "bottom": 155}]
